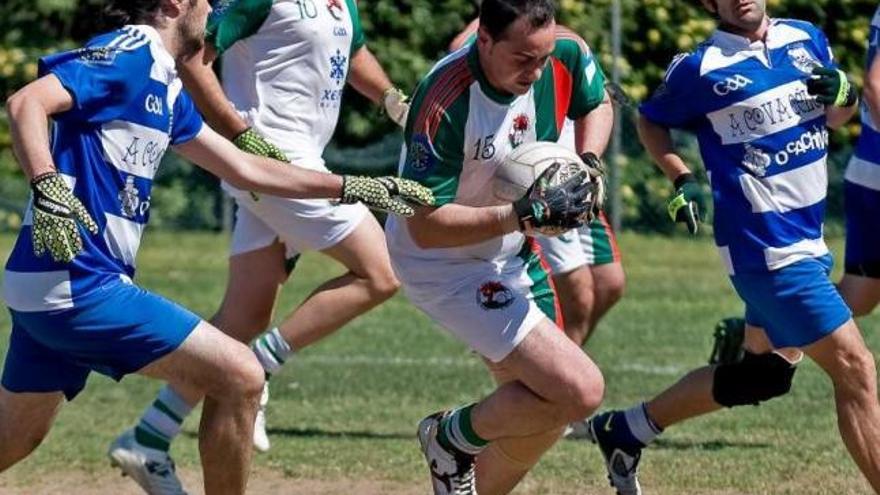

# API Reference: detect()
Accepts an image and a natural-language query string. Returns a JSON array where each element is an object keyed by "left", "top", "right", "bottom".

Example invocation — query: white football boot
[
  {"left": 108, "top": 429, "right": 187, "bottom": 495},
  {"left": 417, "top": 411, "right": 478, "bottom": 495},
  {"left": 253, "top": 382, "right": 271, "bottom": 452}
]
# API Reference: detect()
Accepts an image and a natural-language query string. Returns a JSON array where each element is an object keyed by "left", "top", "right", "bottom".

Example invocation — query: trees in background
[{"left": 0, "top": 0, "right": 873, "bottom": 230}]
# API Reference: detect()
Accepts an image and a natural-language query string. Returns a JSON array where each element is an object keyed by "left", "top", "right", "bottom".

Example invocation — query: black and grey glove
[
  {"left": 340, "top": 175, "right": 435, "bottom": 216},
  {"left": 579, "top": 151, "right": 607, "bottom": 218},
  {"left": 513, "top": 162, "right": 591, "bottom": 236},
  {"left": 30, "top": 172, "right": 99, "bottom": 263}
]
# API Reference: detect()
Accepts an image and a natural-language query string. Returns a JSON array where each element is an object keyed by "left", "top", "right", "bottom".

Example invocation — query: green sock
[{"left": 437, "top": 404, "right": 489, "bottom": 455}]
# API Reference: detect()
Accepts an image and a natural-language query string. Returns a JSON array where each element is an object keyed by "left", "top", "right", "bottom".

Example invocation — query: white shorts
[
  {"left": 537, "top": 212, "right": 621, "bottom": 275},
  {"left": 394, "top": 240, "right": 561, "bottom": 362},
  {"left": 225, "top": 155, "right": 368, "bottom": 259}
]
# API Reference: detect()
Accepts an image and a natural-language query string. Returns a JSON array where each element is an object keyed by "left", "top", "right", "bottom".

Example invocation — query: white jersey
[
  {"left": 386, "top": 30, "right": 607, "bottom": 292},
  {"left": 206, "top": 0, "right": 366, "bottom": 165}
]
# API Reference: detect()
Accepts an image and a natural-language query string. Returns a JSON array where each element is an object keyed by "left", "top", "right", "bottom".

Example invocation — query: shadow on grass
[
  {"left": 183, "top": 428, "right": 411, "bottom": 441},
  {"left": 652, "top": 438, "right": 772, "bottom": 451}
]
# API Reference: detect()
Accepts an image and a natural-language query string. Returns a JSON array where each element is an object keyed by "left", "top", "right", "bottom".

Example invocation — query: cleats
[
  {"left": 108, "top": 429, "right": 187, "bottom": 495},
  {"left": 417, "top": 412, "right": 478, "bottom": 495}
]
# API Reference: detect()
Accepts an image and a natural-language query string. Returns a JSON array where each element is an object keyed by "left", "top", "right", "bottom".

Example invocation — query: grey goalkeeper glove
[
  {"left": 30, "top": 172, "right": 98, "bottom": 263},
  {"left": 383, "top": 88, "right": 410, "bottom": 128},
  {"left": 340, "top": 176, "right": 435, "bottom": 216},
  {"left": 579, "top": 151, "right": 607, "bottom": 218},
  {"left": 513, "top": 162, "right": 592, "bottom": 235}
]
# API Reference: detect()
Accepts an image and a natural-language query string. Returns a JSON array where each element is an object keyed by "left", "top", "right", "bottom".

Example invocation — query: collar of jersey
[
  {"left": 710, "top": 18, "right": 780, "bottom": 53},
  {"left": 128, "top": 24, "right": 177, "bottom": 81},
  {"left": 467, "top": 43, "right": 517, "bottom": 105}
]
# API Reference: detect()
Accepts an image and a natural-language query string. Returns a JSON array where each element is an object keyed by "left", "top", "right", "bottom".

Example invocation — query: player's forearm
[
  {"left": 864, "top": 59, "right": 880, "bottom": 127},
  {"left": 637, "top": 114, "right": 691, "bottom": 181},
  {"left": 825, "top": 103, "right": 858, "bottom": 129},
  {"left": 575, "top": 91, "right": 614, "bottom": 156},
  {"left": 179, "top": 46, "right": 249, "bottom": 140},
  {"left": 406, "top": 203, "right": 520, "bottom": 249},
  {"left": 348, "top": 47, "right": 393, "bottom": 104},
  {"left": 234, "top": 153, "right": 344, "bottom": 199},
  {"left": 6, "top": 78, "right": 72, "bottom": 179}
]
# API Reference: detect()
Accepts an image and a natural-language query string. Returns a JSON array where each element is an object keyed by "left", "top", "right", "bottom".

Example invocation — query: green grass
[{"left": 0, "top": 231, "right": 877, "bottom": 494}]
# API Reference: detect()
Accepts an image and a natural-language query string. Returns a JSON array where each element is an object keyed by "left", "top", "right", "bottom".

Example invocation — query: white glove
[{"left": 383, "top": 87, "right": 410, "bottom": 128}]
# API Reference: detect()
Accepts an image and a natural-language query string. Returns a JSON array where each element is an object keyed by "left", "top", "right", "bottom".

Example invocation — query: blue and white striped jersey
[
  {"left": 3, "top": 25, "right": 204, "bottom": 312},
  {"left": 641, "top": 19, "right": 836, "bottom": 274},
  {"left": 844, "top": 6, "right": 880, "bottom": 191}
]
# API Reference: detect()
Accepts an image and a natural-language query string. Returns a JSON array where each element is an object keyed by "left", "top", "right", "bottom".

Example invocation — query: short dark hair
[
  {"left": 103, "top": 0, "right": 162, "bottom": 28},
  {"left": 479, "top": 0, "right": 556, "bottom": 40}
]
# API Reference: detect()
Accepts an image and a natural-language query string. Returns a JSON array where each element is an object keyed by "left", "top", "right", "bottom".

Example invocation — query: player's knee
[
  {"left": 599, "top": 272, "right": 626, "bottom": 307},
  {"left": 217, "top": 347, "right": 265, "bottom": 401},
  {"left": 565, "top": 367, "right": 605, "bottom": 421},
  {"left": 712, "top": 351, "right": 797, "bottom": 407},
  {"left": 363, "top": 269, "right": 400, "bottom": 301},
  {"left": 830, "top": 345, "right": 877, "bottom": 398}
]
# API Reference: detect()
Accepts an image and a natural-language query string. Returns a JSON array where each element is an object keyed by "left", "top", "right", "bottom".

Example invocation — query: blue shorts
[
  {"left": 1, "top": 280, "right": 200, "bottom": 400},
  {"left": 844, "top": 180, "right": 880, "bottom": 278},
  {"left": 731, "top": 255, "right": 852, "bottom": 348}
]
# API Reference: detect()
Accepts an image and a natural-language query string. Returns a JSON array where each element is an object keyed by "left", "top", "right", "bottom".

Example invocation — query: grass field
[{"left": 0, "top": 231, "right": 876, "bottom": 494}]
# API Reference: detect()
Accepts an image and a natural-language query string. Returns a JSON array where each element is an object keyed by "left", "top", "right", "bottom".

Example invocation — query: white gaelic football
[{"left": 493, "top": 141, "right": 588, "bottom": 203}]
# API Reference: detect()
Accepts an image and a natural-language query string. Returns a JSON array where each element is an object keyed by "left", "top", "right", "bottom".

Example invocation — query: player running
[
  {"left": 838, "top": 5, "right": 880, "bottom": 317},
  {"left": 108, "top": 0, "right": 418, "bottom": 490},
  {"left": 0, "top": 1, "right": 430, "bottom": 494},
  {"left": 386, "top": 0, "right": 614, "bottom": 493},
  {"left": 584, "top": 1, "right": 880, "bottom": 494},
  {"left": 448, "top": 15, "right": 623, "bottom": 359},
  {"left": 447, "top": 14, "right": 624, "bottom": 441}
]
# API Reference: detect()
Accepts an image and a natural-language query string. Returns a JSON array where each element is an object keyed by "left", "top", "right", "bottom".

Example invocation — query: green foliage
[{"left": 0, "top": 0, "right": 873, "bottom": 230}]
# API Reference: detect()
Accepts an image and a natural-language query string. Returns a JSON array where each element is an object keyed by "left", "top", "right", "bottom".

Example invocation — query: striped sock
[
  {"left": 251, "top": 327, "right": 293, "bottom": 376},
  {"left": 134, "top": 386, "right": 194, "bottom": 452},
  {"left": 437, "top": 404, "right": 489, "bottom": 456}
]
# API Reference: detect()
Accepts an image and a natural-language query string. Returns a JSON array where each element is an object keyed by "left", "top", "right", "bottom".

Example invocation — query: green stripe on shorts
[{"left": 517, "top": 241, "right": 558, "bottom": 324}]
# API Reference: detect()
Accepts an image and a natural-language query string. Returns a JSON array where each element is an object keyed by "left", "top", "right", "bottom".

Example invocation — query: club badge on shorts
[{"left": 476, "top": 281, "right": 515, "bottom": 310}]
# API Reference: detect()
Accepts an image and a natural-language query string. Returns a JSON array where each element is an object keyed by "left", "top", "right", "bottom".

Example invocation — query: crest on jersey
[
  {"left": 76, "top": 47, "right": 119, "bottom": 66},
  {"left": 329, "top": 49, "right": 347, "bottom": 85},
  {"left": 407, "top": 134, "right": 437, "bottom": 177},
  {"left": 509, "top": 114, "right": 530, "bottom": 148},
  {"left": 326, "top": 0, "right": 344, "bottom": 20},
  {"left": 787, "top": 44, "right": 820, "bottom": 74},
  {"left": 118, "top": 175, "right": 141, "bottom": 218},
  {"left": 476, "top": 281, "right": 515, "bottom": 310},
  {"left": 741, "top": 143, "right": 772, "bottom": 177}
]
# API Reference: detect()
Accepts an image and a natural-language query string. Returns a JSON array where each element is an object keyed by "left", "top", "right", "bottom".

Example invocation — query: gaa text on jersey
[{"left": 712, "top": 74, "right": 753, "bottom": 96}]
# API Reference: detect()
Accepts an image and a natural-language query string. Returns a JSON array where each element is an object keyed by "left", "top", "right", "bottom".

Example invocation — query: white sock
[
  {"left": 251, "top": 327, "right": 294, "bottom": 376},
  {"left": 623, "top": 403, "right": 662, "bottom": 446}
]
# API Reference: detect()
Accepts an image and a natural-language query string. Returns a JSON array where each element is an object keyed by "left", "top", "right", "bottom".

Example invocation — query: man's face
[
  {"left": 478, "top": 17, "right": 556, "bottom": 95},
  {"left": 178, "top": 0, "right": 211, "bottom": 58},
  {"left": 704, "top": 0, "right": 767, "bottom": 34}
]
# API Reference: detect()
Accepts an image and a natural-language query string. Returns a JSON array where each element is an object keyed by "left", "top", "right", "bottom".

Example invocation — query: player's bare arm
[
  {"left": 348, "top": 46, "right": 409, "bottom": 127},
  {"left": 574, "top": 89, "right": 613, "bottom": 156},
  {"left": 636, "top": 115, "right": 691, "bottom": 181},
  {"left": 865, "top": 49, "right": 880, "bottom": 126},
  {"left": 825, "top": 98, "right": 858, "bottom": 129},
  {"left": 178, "top": 44, "right": 249, "bottom": 140},
  {"left": 174, "top": 127, "right": 344, "bottom": 199},
  {"left": 347, "top": 46, "right": 394, "bottom": 104},
  {"left": 6, "top": 74, "right": 75, "bottom": 179},
  {"left": 406, "top": 204, "right": 520, "bottom": 249}
]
